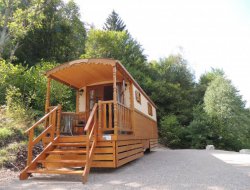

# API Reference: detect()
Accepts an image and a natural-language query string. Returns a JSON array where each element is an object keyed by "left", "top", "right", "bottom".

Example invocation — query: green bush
[
  {"left": 0, "top": 127, "right": 13, "bottom": 147},
  {"left": 159, "top": 115, "right": 191, "bottom": 148},
  {"left": 6, "top": 86, "right": 34, "bottom": 124},
  {"left": 0, "top": 60, "right": 75, "bottom": 118}
]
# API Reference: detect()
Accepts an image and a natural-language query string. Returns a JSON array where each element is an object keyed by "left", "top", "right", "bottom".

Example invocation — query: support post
[
  {"left": 45, "top": 77, "right": 51, "bottom": 128},
  {"left": 56, "top": 105, "right": 61, "bottom": 137},
  {"left": 76, "top": 90, "right": 79, "bottom": 113},
  {"left": 113, "top": 65, "right": 118, "bottom": 137},
  {"left": 45, "top": 77, "right": 51, "bottom": 113},
  {"left": 129, "top": 81, "right": 135, "bottom": 133}
]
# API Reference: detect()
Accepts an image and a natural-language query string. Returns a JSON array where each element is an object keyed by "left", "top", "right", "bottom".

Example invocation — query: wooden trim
[
  {"left": 50, "top": 75, "right": 78, "bottom": 89},
  {"left": 116, "top": 61, "right": 157, "bottom": 108},
  {"left": 46, "top": 58, "right": 116, "bottom": 76}
]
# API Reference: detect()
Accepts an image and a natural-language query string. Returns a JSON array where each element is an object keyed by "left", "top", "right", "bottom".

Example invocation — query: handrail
[
  {"left": 25, "top": 105, "right": 62, "bottom": 165},
  {"left": 84, "top": 103, "right": 97, "bottom": 131},
  {"left": 101, "top": 100, "right": 114, "bottom": 104},
  {"left": 83, "top": 103, "right": 98, "bottom": 183},
  {"left": 117, "top": 101, "right": 130, "bottom": 109},
  {"left": 25, "top": 106, "right": 59, "bottom": 133}
]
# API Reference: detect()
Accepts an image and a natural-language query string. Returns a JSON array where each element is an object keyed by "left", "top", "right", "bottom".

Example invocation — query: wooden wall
[{"left": 133, "top": 109, "right": 158, "bottom": 139}]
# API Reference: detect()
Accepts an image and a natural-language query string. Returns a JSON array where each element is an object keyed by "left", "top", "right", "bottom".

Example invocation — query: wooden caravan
[{"left": 20, "top": 58, "right": 158, "bottom": 183}]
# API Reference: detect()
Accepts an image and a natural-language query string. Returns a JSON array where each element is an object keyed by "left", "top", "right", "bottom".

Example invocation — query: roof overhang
[{"left": 46, "top": 58, "right": 156, "bottom": 108}]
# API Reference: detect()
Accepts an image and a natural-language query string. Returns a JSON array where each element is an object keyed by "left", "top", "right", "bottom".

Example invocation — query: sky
[{"left": 71, "top": 0, "right": 250, "bottom": 107}]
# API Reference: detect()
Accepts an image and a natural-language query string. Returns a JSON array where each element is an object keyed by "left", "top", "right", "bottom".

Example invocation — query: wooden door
[{"left": 87, "top": 86, "right": 103, "bottom": 112}]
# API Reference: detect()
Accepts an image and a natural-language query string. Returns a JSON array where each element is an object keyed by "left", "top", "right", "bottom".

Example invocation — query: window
[
  {"left": 135, "top": 90, "right": 141, "bottom": 104},
  {"left": 148, "top": 102, "right": 153, "bottom": 116}
]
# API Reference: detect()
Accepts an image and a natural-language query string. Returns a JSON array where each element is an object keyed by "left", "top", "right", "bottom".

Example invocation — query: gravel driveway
[{"left": 1, "top": 148, "right": 250, "bottom": 190}]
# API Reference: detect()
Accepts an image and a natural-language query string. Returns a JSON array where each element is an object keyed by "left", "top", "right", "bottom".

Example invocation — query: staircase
[{"left": 20, "top": 104, "right": 98, "bottom": 183}]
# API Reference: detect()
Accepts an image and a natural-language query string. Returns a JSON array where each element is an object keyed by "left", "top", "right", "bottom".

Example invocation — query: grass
[
  {"left": 0, "top": 141, "right": 26, "bottom": 168},
  {"left": 0, "top": 127, "right": 14, "bottom": 147}
]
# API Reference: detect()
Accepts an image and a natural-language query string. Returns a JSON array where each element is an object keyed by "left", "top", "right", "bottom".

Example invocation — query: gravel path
[{"left": 1, "top": 148, "right": 250, "bottom": 190}]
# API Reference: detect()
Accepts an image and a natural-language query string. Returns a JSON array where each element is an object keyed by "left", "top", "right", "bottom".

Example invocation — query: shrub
[
  {"left": 159, "top": 115, "right": 191, "bottom": 148},
  {"left": 0, "top": 127, "right": 13, "bottom": 147}
]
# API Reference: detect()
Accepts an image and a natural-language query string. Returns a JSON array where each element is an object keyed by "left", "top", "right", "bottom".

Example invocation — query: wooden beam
[
  {"left": 113, "top": 65, "right": 118, "bottom": 136},
  {"left": 45, "top": 78, "right": 51, "bottom": 113},
  {"left": 76, "top": 90, "right": 79, "bottom": 113},
  {"left": 129, "top": 82, "right": 135, "bottom": 134},
  {"left": 50, "top": 75, "right": 79, "bottom": 89}
]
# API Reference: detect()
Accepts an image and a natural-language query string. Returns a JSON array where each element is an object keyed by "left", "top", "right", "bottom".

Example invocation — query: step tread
[
  {"left": 38, "top": 159, "right": 86, "bottom": 164},
  {"left": 27, "top": 169, "right": 83, "bottom": 175},
  {"left": 53, "top": 142, "right": 87, "bottom": 146},
  {"left": 47, "top": 149, "right": 87, "bottom": 154}
]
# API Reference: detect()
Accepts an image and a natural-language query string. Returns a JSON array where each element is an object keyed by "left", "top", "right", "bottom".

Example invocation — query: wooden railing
[
  {"left": 25, "top": 105, "right": 62, "bottom": 165},
  {"left": 82, "top": 103, "right": 98, "bottom": 183},
  {"left": 117, "top": 102, "right": 132, "bottom": 133},
  {"left": 99, "top": 101, "right": 132, "bottom": 134},
  {"left": 99, "top": 100, "right": 114, "bottom": 133}
]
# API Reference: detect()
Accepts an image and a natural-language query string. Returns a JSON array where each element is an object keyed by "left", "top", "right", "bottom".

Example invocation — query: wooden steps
[
  {"left": 47, "top": 149, "right": 87, "bottom": 154},
  {"left": 27, "top": 169, "right": 83, "bottom": 175},
  {"left": 38, "top": 159, "right": 86, "bottom": 165}
]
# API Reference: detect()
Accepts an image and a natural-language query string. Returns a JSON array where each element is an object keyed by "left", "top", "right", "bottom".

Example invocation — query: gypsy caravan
[{"left": 20, "top": 58, "right": 158, "bottom": 183}]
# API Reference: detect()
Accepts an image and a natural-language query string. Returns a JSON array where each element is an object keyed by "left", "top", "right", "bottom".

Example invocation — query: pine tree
[{"left": 103, "top": 10, "right": 126, "bottom": 31}]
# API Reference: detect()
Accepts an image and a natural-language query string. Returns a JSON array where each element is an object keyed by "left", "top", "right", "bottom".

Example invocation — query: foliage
[
  {"left": 147, "top": 55, "right": 196, "bottom": 125},
  {"left": 103, "top": 10, "right": 126, "bottom": 31},
  {"left": 15, "top": 0, "right": 86, "bottom": 66},
  {"left": 6, "top": 85, "right": 35, "bottom": 123},
  {"left": 204, "top": 76, "right": 245, "bottom": 120},
  {"left": 0, "top": 4, "right": 250, "bottom": 154},
  {"left": 202, "top": 75, "right": 250, "bottom": 150},
  {"left": 0, "top": 60, "right": 75, "bottom": 116},
  {"left": 82, "top": 29, "right": 146, "bottom": 68},
  {"left": 160, "top": 115, "right": 191, "bottom": 148},
  {"left": 0, "top": 0, "right": 46, "bottom": 61},
  {"left": 0, "top": 127, "right": 13, "bottom": 147}
]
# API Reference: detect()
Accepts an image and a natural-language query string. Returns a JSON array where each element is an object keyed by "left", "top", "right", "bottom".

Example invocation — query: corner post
[{"left": 113, "top": 65, "right": 118, "bottom": 137}]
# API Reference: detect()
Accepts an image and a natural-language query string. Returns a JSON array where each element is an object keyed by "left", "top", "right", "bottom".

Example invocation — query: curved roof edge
[{"left": 46, "top": 58, "right": 156, "bottom": 108}]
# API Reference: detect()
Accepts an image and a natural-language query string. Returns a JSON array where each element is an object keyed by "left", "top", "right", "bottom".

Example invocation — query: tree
[
  {"left": 147, "top": 55, "right": 196, "bottom": 126},
  {"left": 82, "top": 29, "right": 146, "bottom": 74},
  {"left": 202, "top": 75, "right": 249, "bottom": 150},
  {"left": 0, "top": 0, "right": 46, "bottom": 61},
  {"left": 195, "top": 68, "right": 225, "bottom": 104},
  {"left": 14, "top": 0, "right": 86, "bottom": 66},
  {"left": 204, "top": 76, "right": 245, "bottom": 120},
  {"left": 103, "top": 10, "right": 126, "bottom": 31}
]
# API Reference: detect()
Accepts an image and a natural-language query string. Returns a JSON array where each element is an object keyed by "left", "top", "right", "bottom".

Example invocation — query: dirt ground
[{"left": 1, "top": 148, "right": 250, "bottom": 190}]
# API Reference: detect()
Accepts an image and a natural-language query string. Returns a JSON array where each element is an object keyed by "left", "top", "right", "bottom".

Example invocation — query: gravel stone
[{"left": 1, "top": 148, "right": 250, "bottom": 190}]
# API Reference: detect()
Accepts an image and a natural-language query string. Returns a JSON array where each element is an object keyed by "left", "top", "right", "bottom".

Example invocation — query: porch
[{"left": 45, "top": 58, "right": 135, "bottom": 140}]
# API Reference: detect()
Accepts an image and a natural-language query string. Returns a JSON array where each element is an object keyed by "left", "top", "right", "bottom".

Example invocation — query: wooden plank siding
[
  {"left": 44, "top": 140, "right": 116, "bottom": 169},
  {"left": 133, "top": 109, "right": 158, "bottom": 139},
  {"left": 150, "top": 139, "right": 158, "bottom": 150},
  {"left": 116, "top": 140, "right": 144, "bottom": 167}
]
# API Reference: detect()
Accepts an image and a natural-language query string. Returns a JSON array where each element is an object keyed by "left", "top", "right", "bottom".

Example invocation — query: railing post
[
  {"left": 27, "top": 129, "right": 34, "bottom": 165},
  {"left": 98, "top": 101, "right": 102, "bottom": 137},
  {"left": 50, "top": 111, "right": 56, "bottom": 141},
  {"left": 56, "top": 105, "right": 61, "bottom": 137}
]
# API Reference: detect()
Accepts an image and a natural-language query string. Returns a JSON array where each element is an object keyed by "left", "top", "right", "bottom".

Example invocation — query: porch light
[{"left": 79, "top": 89, "right": 84, "bottom": 96}]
